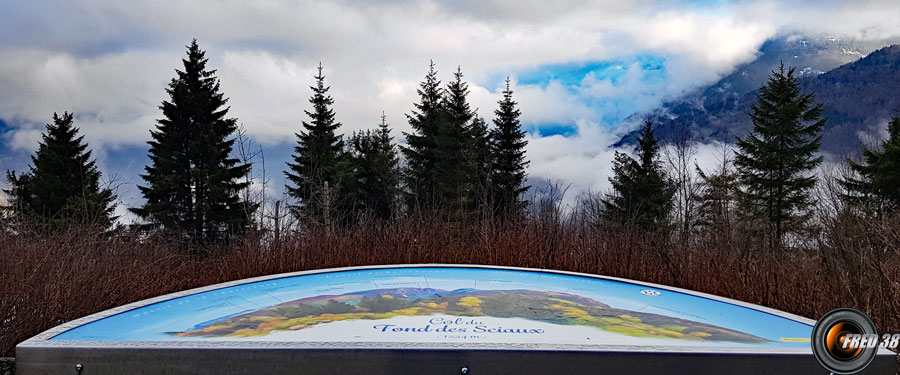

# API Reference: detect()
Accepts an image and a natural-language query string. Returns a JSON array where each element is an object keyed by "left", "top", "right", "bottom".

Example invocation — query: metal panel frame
[{"left": 16, "top": 264, "right": 898, "bottom": 374}]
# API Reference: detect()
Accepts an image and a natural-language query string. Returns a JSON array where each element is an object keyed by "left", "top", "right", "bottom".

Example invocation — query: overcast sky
[{"left": 2, "top": 0, "right": 900, "bottom": 214}]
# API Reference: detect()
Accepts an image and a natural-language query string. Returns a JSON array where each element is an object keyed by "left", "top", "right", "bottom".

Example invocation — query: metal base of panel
[{"left": 14, "top": 345, "right": 897, "bottom": 375}]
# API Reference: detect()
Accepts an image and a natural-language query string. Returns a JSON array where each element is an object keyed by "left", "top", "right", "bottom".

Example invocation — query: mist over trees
[
  {"left": 616, "top": 43, "right": 900, "bottom": 156},
  {"left": 840, "top": 116, "right": 900, "bottom": 214},
  {"left": 694, "top": 143, "right": 740, "bottom": 241}
]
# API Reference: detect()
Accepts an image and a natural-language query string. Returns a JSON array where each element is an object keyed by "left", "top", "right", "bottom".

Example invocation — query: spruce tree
[
  {"left": 602, "top": 120, "right": 673, "bottom": 227},
  {"left": 3, "top": 112, "right": 116, "bottom": 228},
  {"left": 401, "top": 61, "right": 446, "bottom": 210},
  {"left": 467, "top": 115, "right": 493, "bottom": 215},
  {"left": 489, "top": 77, "right": 529, "bottom": 216},
  {"left": 734, "top": 64, "right": 824, "bottom": 244},
  {"left": 840, "top": 116, "right": 900, "bottom": 213},
  {"left": 285, "top": 63, "right": 348, "bottom": 222},
  {"left": 440, "top": 66, "right": 477, "bottom": 214},
  {"left": 348, "top": 112, "right": 400, "bottom": 220},
  {"left": 132, "top": 39, "right": 254, "bottom": 242}
]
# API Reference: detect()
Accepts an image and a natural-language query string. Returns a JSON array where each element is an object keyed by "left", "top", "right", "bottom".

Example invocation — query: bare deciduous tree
[{"left": 663, "top": 124, "right": 701, "bottom": 241}]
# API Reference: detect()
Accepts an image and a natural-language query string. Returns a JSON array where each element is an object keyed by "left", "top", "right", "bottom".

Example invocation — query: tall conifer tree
[
  {"left": 840, "top": 116, "right": 900, "bottom": 213},
  {"left": 440, "top": 66, "right": 477, "bottom": 214},
  {"left": 132, "top": 39, "right": 254, "bottom": 242},
  {"left": 401, "top": 61, "right": 445, "bottom": 209},
  {"left": 4, "top": 112, "right": 116, "bottom": 228},
  {"left": 467, "top": 115, "right": 493, "bottom": 214},
  {"left": 735, "top": 64, "right": 824, "bottom": 244},
  {"left": 285, "top": 63, "right": 348, "bottom": 222},
  {"left": 348, "top": 112, "right": 400, "bottom": 220},
  {"left": 602, "top": 120, "right": 673, "bottom": 227},
  {"left": 489, "top": 77, "right": 529, "bottom": 216}
]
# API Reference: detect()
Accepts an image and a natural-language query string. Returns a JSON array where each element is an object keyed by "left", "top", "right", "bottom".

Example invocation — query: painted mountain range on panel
[{"left": 175, "top": 288, "right": 766, "bottom": 343}]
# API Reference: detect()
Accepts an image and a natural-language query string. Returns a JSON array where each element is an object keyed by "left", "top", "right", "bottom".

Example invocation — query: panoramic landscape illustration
[
  {"left": 46, "top": 267, "right": 814, "bottom": 349},
  {"left": 174, "top": 287, "right": 767, "bottom": 343}
]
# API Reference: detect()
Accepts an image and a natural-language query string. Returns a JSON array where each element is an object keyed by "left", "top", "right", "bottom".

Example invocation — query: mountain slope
[{"left": 615, "top": 36, "right": 900, "bottom": 155}]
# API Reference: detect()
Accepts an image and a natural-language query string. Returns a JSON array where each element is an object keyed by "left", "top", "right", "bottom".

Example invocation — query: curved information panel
[
  {"left": 17, "top": 265, "right": 896, "bottom": 374},
  {"left": 52, "top": 266, "right": 811, "bottom": 347}
]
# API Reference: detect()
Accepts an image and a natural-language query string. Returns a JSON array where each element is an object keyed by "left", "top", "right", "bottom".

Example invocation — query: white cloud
[
  {"left": 624, "top": 10, "right": 773, "bottom": 75},
  {"left": 0, "top": 48, "right": 173, "bottom": 150},
  {"left": 217, "top": 51, "right": 313, "bottom": 144},
  {"left": 736, "top": 0, "right": 900, "bottom": 41},
  {"left": 525, "top": 119, "right": 624, "bottom": 206}
]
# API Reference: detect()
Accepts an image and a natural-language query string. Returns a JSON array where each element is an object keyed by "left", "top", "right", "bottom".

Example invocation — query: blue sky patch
[
  {"left": 526, "top": 123, "right": 578, "bottom": 137},
  {"left": 504, "top": 55, "right": 666, "bottom": 88},
  {"left": 485, "top": 55, "right": 668, "bottom": 133}
]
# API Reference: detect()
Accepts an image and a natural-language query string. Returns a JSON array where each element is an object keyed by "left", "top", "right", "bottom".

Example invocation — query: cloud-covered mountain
[{"left": 615, "top": 35, "right": 900, "bottom": 155}]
